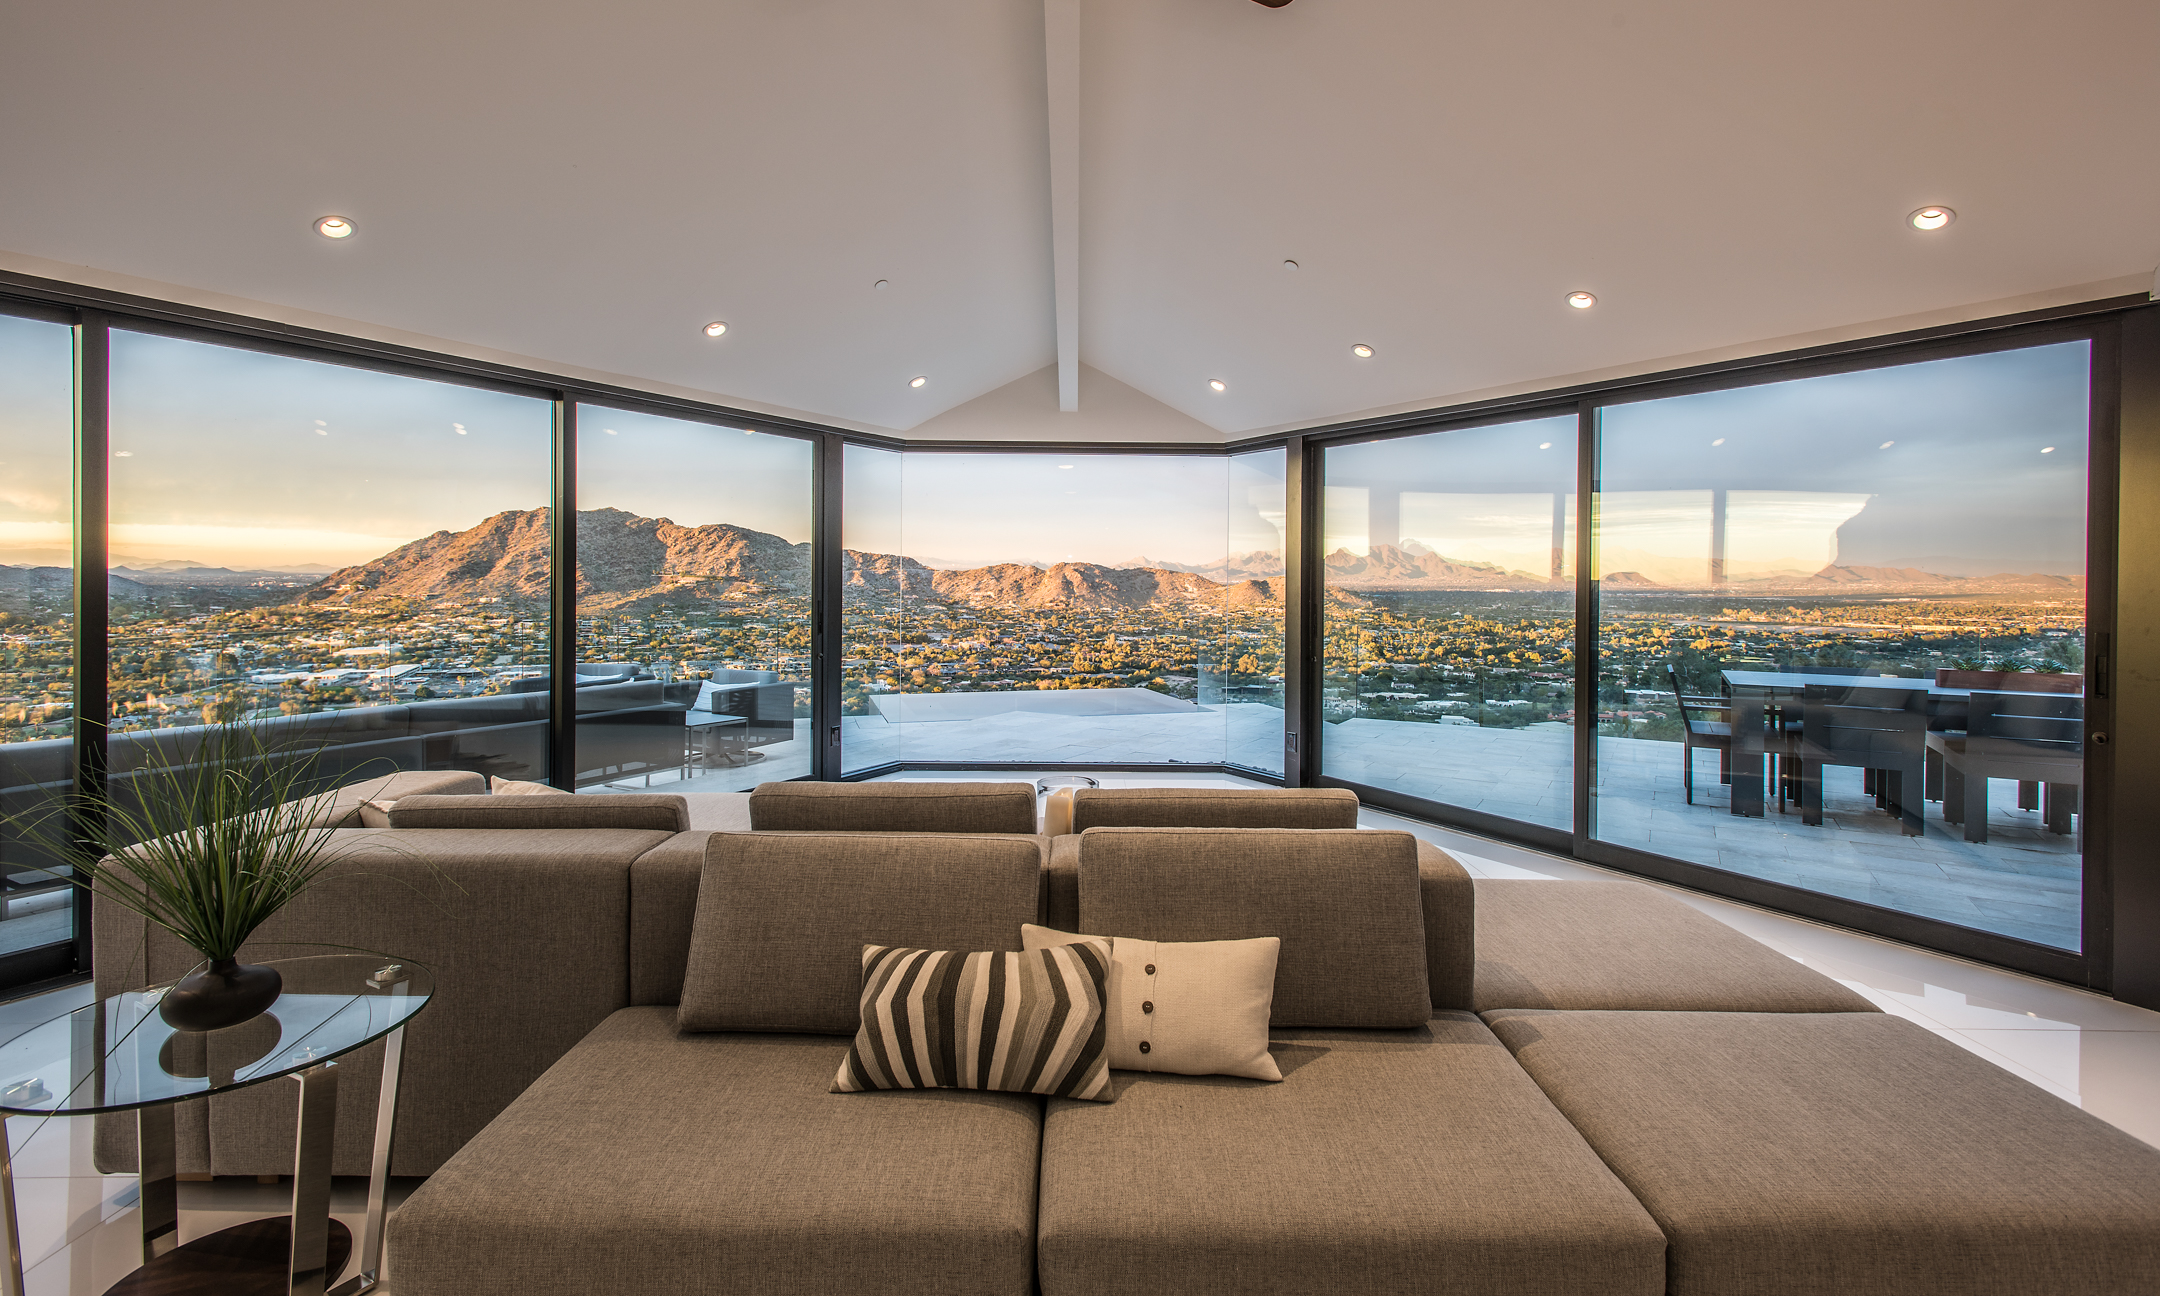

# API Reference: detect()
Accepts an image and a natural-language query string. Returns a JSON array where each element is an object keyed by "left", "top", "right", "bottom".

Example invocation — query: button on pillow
[{"left": 1023, "top": 924, "right": 1281, "bottom": 1082}]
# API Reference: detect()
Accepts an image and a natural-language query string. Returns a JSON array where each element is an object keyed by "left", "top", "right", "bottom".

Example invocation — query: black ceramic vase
[{"left": 158, "top": 958, "right": 283, "bottom": 1032}]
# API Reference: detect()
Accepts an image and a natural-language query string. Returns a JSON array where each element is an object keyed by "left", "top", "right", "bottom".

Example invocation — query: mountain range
[{"left": 291, "top": 509, "right": 1281, "bottom": 612}]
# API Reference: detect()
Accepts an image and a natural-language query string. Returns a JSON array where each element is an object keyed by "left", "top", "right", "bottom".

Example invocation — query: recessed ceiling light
[
  {"left": 1712, "top": 437, "right": 1726, "bottom": 446},
  {"left": 1538, "top": 442, "right": 1553, "bottom": 450},
  {"left": 1283, "top": 260, "right": 1299, "bottom": 271},
  {"left": 1351, "top": 344, "right": 1375, "bottom": 359},
  {"left": 703, "top": 321, "right": 728, "bottom": 337},
  {"left": 1879, "top": 440, "right": 1896, "bottom": 449},
  {"left": 454, "top": 423, "right": 468, "bottom": 435},
  {"left": 1058, "top": 464, "right": 1074, "bottom": 469},
  {"left": 875, "top": 280, "right": 890, "bottom": 290},
  {"left": 2041, "top": 446, "right": 2056, "bottom": 453},
  {"left": 1908, "top": 206, "right": 1955, "bottom": 231},
  {"left": 1566, "top": 291, "right": 1596, "bottom": 309},
  {"left": 604, "top": 428, "right": 619, "bottom": 435},
  {"left": 314, "top": 215, "right": 355, "bottom": 239},
  {"left": 909, "top": 376, "right": 928, "bottom": 388},
  {"left": 113, "top": 450, "right": 134, "bottom": 457},
  {"left": 1209, "top": 380, "right": 1227, "bottom": 392}
]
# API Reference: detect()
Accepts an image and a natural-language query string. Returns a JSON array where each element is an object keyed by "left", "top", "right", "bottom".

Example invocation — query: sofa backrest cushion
[
  {"left": 1077, "top": 827, "right": 1429, "bottom": 1028},
  {"left": 387, "top": 793, "right": 690, "bottom": 832},
  {"left": 289, "top": 769, "right": 487, "bottom": 829},
  {"left": 1070, "top": 786, "right": 1359, "bottom": 832},
  {"left": 677, "top": 832, "right": 1043, "bottom": 1034},
  {"left": 748, "top": 780, "right": 1037, "bottom": 834}
]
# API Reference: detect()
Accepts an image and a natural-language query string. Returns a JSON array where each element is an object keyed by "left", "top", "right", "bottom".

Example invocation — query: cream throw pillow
[
  {"left": 1022, "top": 923, "right": 1281, "bottom": 1082},
  {"left": 490, "top": 777, "right": 572, "bottom": 796},
  {"left": 357, "top": 799, "right": 398, "bottom": 828}
]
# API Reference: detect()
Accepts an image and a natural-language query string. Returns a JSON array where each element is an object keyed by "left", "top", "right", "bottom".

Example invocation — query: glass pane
[
  {"left": 1321, "top": 415, "right": 1577, "bottom": 829},
  {"left": 1222, "top": 450, "right": 1287, "bottom": 775},
  {"left": 1591, "top": 341, "right": 2089, "bottom": 951},
  {"left": 575, "top": 408, "right": 814, "bottom": 792},
  {"left": 841, "top": 443, "right": 904, "bottom": 775},
  {"left": 0, "top": 313, "right": 77, "bottom": 958},
  {"left": 108, "top": 331, "right": 554, "bottom": 797},
  {"left": 840, "top": 451, "right": 1257, "bottom": 767}
]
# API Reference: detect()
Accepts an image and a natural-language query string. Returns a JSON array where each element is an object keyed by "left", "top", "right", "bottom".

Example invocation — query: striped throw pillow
[{"left": 832, "top": 942, "right": 1114, "bottom": 1102}]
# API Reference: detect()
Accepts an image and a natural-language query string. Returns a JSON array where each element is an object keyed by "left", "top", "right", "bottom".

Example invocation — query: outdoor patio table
[{"left": 1719, "top": 671, "right": 1941, "bottom": 818}]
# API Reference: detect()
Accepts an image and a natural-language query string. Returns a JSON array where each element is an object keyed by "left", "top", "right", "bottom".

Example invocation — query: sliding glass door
[{"left": 1589, "top": 340, "right": 2092, "bottom": 952}]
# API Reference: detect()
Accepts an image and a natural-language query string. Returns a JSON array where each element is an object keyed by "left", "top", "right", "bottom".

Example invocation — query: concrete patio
[{"left": 590, "top": 708, "right": 2080, "bottom": 952}]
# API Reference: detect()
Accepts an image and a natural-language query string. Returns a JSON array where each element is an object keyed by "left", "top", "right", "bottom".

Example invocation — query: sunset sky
[{"left": 0, "top": 316, "right": 2090, "bottom": 579}]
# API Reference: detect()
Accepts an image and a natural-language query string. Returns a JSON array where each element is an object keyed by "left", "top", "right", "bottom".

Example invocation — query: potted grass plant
[{"left": 9, "top": 722, "right": 379, "bottom": 1031}]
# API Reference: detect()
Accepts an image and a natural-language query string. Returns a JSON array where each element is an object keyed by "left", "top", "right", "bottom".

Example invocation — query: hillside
[{"left": 293, "top": 508, "right": 812, "bottom": 610}]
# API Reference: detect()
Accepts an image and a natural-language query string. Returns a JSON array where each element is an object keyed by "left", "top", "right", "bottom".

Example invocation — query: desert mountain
[
  {"left": 1326, "top": 544, "right": 1555, "bottom": 589},
  {"left": 924, "top": 561, "right": 1278, "bottom": 610},
  {"left": 290, "top": 509, "right": 1278, "bottom": 612},
  {"left": 295, "top": 508, "right": 812, "bottom": 611}
]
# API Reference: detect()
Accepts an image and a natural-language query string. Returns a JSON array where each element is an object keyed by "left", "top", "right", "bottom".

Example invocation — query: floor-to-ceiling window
[
  {"left": 0, "top": 310, "right": 77, "bottom": 961},
  {"left": 1320, "top": 414, "right": 1578, "bottom": 830},
  {"left": 1589, "top": 340, "right": 2091, "bottom": 952},
  {"left": 574, "top": 407, "right": 814, "bottom": 792},
  {"left": 839, "top": 450, "right": 1268, "bottom": 769},
  {"left": 107, "top": 330, "right": 554, "bottom": 788},
  {"left": 1220, "top": 449, "right": 1287, "bottom": 775}
]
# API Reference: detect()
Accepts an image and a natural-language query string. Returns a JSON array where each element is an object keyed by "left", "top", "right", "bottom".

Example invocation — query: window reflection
[{"left": 1322, "top": 415, "right": 1577, "bottom": 830}]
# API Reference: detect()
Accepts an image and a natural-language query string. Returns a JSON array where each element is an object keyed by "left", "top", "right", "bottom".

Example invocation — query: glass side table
[{"left": 0, "top": 953, "right": 432, "bottom": 1296}]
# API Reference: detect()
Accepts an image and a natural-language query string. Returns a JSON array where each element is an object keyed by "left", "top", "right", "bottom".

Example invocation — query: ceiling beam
[{"left": 1044, "top": 0, "right": 1081, "bottom": 411}]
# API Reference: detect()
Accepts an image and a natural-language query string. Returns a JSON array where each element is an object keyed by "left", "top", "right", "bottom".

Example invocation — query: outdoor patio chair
[
  {"left": 1928, "top": 691, "right": 2083, "bottom": 844},
  {"left": 1924, "top": 668, "right": 2083, "bottom": 805},
  {"left": 1797, "top": 684, "right": 1927, "bottom": 836},
  {"left": 1669, "top": 664, "right": 1733, "bottom": 805}
]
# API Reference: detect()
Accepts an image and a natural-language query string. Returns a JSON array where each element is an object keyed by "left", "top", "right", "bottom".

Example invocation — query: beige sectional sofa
[{"left": 91, "top": 780, "right": 2160, "bottom": 1294}]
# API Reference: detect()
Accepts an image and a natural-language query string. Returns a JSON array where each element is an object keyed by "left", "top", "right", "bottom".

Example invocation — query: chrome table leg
[
  {"left": 332, "top": 1023, "right": 407, "bottom": 1296},
  {"left": 137, "top": 1101, "right": 178, "bottom": 1263},
  {"left": 1, "top": 1115, "right": 21, "bottom": 1296},
  {"left": 288, "top": 1062, "right": 339, "bottom": 1296}
]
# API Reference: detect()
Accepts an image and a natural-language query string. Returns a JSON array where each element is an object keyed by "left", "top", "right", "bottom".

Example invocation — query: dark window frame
[{"left": 0, "top": 266, "right": 2148, "bottom": 1001}]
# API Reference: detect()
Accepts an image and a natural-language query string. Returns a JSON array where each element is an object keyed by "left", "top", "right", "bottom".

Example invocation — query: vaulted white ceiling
[{"left": 2, "top": 0, "right": 2155, "bottom": 441}]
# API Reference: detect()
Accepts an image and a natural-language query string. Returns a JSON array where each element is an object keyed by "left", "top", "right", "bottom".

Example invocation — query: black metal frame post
[
  {"left": 813, "top": 433, "right": 845, "bottom": 779},
  {"left": 1572, "top": 400, "right": 1598, "bottom": 851},
  {"left": 2108, "top": 304, "right": 2160, "bottom": 1008},
  {"left": 70, "top": 311, "right": 110, "bottom": 981},
  {"left": 548, "top": 398, "right": 577, "bottom": 789},
  {"left": 1281, "top": 436, "right": 1319, "bottom": 785}
]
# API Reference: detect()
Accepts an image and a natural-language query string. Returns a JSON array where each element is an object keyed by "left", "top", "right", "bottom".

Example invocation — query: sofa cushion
[
  {"left": 1077, "top": 827, "right": 1428, "bottom": 1028},
  {"left": 1473, "top": 879, "right": 1878, "bottom": 1013},
  {"left": 387, "top": 792, "right": 689, "bottom": 831},
  {"left": 388, "top": 1007, "right": 1042, "bottom": 1296},
  {"left": 288, "top": 769, "right": 486, "bottom": 828},
  {"left": 834, "top": 941, "right": 1113, "bottom": 1100},
  {"left": 1483, "top": 1010, "right": 2160, "bottom": 1294},
  {"left": 677, "top": 833, "right": 1044, "bottom": 1034},
  {"left": 749, "top": 780, "right": 1037, "bottom": 834},
  {"left": 1415, "top": 838, "right": 1475, "bottom": 1011},
  {"left": 678, "top": 792, "right": 752, "bottom": 831},
  {"left": 1045, "top": 832, "right": 1082, "bottom": 930},
  {"left": 1070, "top": 785, "right": 1359, "bottom": 831},
  {"left": 1037, "top": 1013, "right": 1667, "bottom": 1296}
]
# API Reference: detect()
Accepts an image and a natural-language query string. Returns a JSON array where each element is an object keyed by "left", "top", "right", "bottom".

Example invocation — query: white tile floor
[{"left": 8, "top": 770, "right": 2156, "bottom": 1293}]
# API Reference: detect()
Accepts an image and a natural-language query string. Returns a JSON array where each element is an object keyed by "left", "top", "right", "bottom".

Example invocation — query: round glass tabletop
[{"left": 0, "top": 952, "right": 432, "bottom": 1117}]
